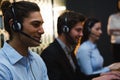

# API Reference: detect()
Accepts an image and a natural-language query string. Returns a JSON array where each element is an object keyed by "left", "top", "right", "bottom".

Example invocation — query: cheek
[
  {"left": 22, "top": 22, "right": 33, "bottom": 31},
  {"left": 92, "top": 29, "right": 98, "bottom": 34},
  {"left": 70, "top": 31, "right": 77, "bottom": 39},
  {"left": 23, "top": 26, "right": 36, "bottom": 35}
]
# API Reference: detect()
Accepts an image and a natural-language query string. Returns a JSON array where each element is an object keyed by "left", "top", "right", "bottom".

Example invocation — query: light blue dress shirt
[
  {"left": 76, "top": 40, "right": 110, "bottom": 75},
  {"left": 0, "top": 42, "right": 49, "bottom": 80}
]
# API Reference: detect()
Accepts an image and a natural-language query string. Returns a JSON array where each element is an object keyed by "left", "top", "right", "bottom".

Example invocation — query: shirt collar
[
  {"left": 56, "top": 38, "right": 74, "bottom": 54},
  {"left": 2, "top": 42, "right": 34, "bottom": 65},
  {"left": 86, "top": 40, "right": 97, "bottom": 49}
]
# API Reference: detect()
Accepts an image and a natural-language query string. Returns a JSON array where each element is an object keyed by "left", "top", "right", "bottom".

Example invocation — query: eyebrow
[{"left": 31, "top": 20, "right": 44, "bottom": 24}]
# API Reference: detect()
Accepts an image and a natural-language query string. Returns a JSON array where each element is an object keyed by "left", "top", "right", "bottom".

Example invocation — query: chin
[
  {"left": 34, "top": 43, "right": 40, "bottom": 46},
  {"left": 30, "top": 42, "right": 40, "bottom": 47},
  {"left": 71, "top": 41, "right": 77, "bottom": 46},
  {"left": 96, "top": 37, "right": 100, "bottom": 40}
]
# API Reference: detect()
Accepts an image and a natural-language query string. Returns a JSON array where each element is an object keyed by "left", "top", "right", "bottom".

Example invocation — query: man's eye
[
  {"left": 76, "top": 29, "right": 82, "bottom": 32},
  {"left": 32, "top": 23, "right": 40, "bottom": 27},
  {"left": 31, "top": 21, "right": 44, "bottom": 28}
]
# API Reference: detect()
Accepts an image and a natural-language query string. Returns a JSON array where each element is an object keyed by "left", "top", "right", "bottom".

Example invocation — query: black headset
[
  {"left": 87, "top": 20, "right": 94, "bottom": 32},
  {"left": 62, "top": 16, "right": 69, "bottom": 33},
  {"left": 11, "top": 4, "right": 22, "bottom": 32}
]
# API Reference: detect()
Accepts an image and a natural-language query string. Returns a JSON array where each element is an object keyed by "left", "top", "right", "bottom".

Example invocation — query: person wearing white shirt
[{"left": 107, "top": 0, "right": 120, "bottom": 62}]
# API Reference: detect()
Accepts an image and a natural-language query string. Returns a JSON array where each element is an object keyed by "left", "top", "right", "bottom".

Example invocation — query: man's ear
[{"left": 9, "top": 19, "right": 13, "bottom": 28}]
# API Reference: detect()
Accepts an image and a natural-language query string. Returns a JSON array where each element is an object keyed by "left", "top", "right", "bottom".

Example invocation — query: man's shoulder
[
  {"left": 0, "top": 50, "right": 11, "bottom": 71},
  {"left": 42, "top": 40, "right": 61, "bottom": 53},
  {"left": 41, "top": 40, "right": 64, "bottom": 59},
  {"left": 0, "top": 49, "right": 9, "bottom": 64}
]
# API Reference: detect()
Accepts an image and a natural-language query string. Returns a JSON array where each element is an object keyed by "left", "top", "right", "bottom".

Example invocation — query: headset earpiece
[
  {"left": 88, "top": 27, "right": 91, "bottom": 32},
  {"left": 11, "top": 4, "right": 22, "bottom": 32},
  {"left": 62, "top": 16, "right": 69, "bottom": 33},
  {"left": 63, "top": 25, "right": 69, "bottom": 33},
  {"left": 12, "top": 21, "right": 22, "bottom": 32},
  {"left": 87, "top": 20, "right": 94, "bottom": 33}
]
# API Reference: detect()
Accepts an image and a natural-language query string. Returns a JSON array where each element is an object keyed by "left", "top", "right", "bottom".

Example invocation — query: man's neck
[
  {"left": 58, "top": 35, "right": 75, "bottom": 51},
  {"left": 8, "top": 40, "right": 29, "bottom": 56}
]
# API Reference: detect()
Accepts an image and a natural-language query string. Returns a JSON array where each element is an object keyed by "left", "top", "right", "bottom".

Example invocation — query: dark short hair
[{"left": 57, "top": 10, "right": 86, "bottom": 35}]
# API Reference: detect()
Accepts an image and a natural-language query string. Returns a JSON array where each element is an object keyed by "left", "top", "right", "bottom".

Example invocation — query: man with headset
[
  {"left": 0, "top": 1, "right": 48, "bottom": 80},
  {"left": 41, "top": 10, "right": 85, "bottom": 80},
  {"left": 41, "top": 10, "right": 120, "bottom": 80}
]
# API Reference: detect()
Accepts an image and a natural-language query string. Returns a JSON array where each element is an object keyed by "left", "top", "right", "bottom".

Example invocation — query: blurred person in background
[
  {"left": 76, "top": 17, "right": 120, "bottom": 76},
  {"left": 107, "top": 0, "right": 120, "bottom": 62}
]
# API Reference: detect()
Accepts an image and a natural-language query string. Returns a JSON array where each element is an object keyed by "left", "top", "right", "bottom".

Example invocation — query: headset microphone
[
  {"left": 88, "top": 27, "right": 99, "bottom": 39},
  {"left": 90, "top": 32, "right": 100, "bottom": 39},
  {"left": 20, "top": 31, "right": 42, "bottom": 43}
]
